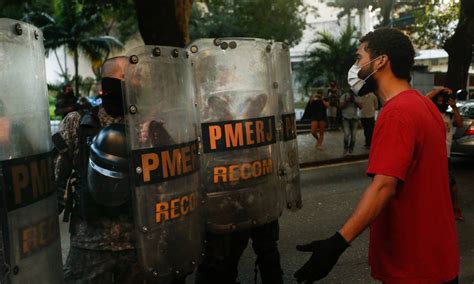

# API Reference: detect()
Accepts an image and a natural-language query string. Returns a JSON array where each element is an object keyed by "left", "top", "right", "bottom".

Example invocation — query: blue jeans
[{"left": 342, "top": 118, "right": 358, "bottom": 150}]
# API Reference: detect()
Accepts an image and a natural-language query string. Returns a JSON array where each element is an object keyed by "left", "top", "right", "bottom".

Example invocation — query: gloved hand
[{"left": 294, "top": 232, "right": 350, "bottom": 283}]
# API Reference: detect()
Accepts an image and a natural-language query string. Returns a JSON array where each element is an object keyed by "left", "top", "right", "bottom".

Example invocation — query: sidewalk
[{"left": 297, "top": 128, "right": 370, "bottom": 168}]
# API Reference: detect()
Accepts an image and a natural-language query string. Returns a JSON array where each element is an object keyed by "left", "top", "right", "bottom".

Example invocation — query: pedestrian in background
[
  {"left": 327, "top": 89, "right": 339, "bottom": 130},
  {"left": 357, "top": 92, "right": 378, "bottom": 148},
  {"left": 427, "top": 86, "right": 464, "bottom": 221},
  {"left": 55, "top": 84, "right": 79, "bottom": 119},
  {"left": 308, "top": 90, "right": 329, "bottom": 150},
  {"left": 340, "top": 90, "right": 360, "bottom": 154}
]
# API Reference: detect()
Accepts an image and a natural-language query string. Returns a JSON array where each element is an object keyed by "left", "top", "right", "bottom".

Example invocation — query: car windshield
[{"left": 459, "top": 105, "right": 474, "bottom": 118}]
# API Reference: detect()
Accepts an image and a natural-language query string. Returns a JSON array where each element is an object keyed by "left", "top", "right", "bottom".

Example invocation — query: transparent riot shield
[
  {"left": 0, "top": 19, "right": 63, "bottom": 284},
  {"left": 272, "top": 42, "right": 302, "bottom": 212},
  {"left": 124, "top": 46, "right": 204, "bottom": 283},
  {"left": 189, "top": 38, "right": 282, "bottom": 233}
]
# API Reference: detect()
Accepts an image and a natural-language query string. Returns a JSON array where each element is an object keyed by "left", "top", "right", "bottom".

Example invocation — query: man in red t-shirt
[{"left": 294, "top": 28, "right": 459, "bottom": 284}]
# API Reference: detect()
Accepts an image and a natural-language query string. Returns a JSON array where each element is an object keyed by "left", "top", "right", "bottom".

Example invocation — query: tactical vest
[
  {"left": 73, "top": 107, "right": 103, "bottom": 220},
  {"left": 59, "top": 108, "right": 131, "bottom": 221}
]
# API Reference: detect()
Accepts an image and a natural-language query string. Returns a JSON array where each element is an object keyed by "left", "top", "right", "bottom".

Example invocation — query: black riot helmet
[{"left": 87, "top": 123, "right": 131, "bottom": 207}]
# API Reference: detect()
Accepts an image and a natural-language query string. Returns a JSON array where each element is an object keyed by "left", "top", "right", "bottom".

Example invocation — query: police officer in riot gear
[
  {"left": 55, "top": 56, "right": 190, "bottom": 284},
  {"left": 190, "top": 38, "right": 284, "bottom": 284},
  {"left": 54, "top": 56, "right": 143, "bottom": 283},
  {"left": 1, "top": 18, "right": 63, "bottom": 284}
]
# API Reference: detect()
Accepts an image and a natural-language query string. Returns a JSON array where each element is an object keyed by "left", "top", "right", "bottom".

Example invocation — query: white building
[{"left": 412, "top": 49, "right": 474, "bottom": 97}]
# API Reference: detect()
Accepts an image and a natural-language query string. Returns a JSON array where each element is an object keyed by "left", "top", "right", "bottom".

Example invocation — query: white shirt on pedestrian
[
  {"left": 442, "top": 113, "right": 455, "bottom": 157},
  {"left": 357, "top": 92, "right": 378, "bottom": 118}
]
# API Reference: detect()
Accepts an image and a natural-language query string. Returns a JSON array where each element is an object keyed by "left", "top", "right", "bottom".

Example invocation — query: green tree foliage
[
  {"left": 443, "top": 0, "right": 474, "bottom": 91},
  {"left": 329, "top": 0, "right": 418, "bottom": 28},
  {"left": 411, "top": 1, "right": 459, "bottom": 48},
  {"left": 189, "top": 0, "right": 308, "bottom": 46},
  {"left": 25, "top": 0, "right": 124, "bottom": 96},
  {"left": 2, "top": 0, "right": 138, "bottom": 93},
  {"left": 299, "top": 25, "right": 358, "bottom": 95},
  {"left": 382, "top": 0, "right": 473, "bottom": 92},
  {"left": 92, "top": 1, "right": 138, "bottom": 44},
  {"left": 328, "top": 0, "right": 375, "bottom": 22}
]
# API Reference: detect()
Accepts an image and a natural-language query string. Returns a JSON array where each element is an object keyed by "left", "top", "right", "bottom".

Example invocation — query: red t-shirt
[{"left": 367, "top": 90, "right": 459, "bottom": 283}]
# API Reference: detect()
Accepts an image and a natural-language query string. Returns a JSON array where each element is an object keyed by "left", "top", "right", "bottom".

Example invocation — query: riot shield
[
  {"left": 124, "top": 46, "right": 204, "bottom": 283},
  {"left": 189, "top": 38, "right": 283, "bottom": 233},
  {"left": 0, "top": 19, "right": 63, "bottom": 283},
  {"left": 272, "top": 42, "right": 302, "bottom": 212}
]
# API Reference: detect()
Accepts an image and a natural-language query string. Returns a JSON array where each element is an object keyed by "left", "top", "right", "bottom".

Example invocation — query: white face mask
[{"left": 347, "top": 56, "right": 381, "bottom": 95}]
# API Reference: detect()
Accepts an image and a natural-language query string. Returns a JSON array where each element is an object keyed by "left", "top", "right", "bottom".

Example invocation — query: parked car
[{"left": 451, "top": 100, "right": 474, "bottom": 156}]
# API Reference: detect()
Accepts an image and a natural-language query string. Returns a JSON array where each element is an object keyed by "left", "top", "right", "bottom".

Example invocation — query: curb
[{"left": 299, "top": 154, "right": 369, "bottom": 169}]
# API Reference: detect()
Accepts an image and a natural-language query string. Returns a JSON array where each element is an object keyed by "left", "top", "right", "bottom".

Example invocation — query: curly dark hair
[{"left": 360, "top": 28, "right": 415, "bottom": 82}]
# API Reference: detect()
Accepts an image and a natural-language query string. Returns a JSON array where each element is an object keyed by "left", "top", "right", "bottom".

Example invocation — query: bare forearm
[
  {"left": 452, "top": 107, "right": 463, "bottom": 128},
  {"left": 339, "top": 176, "right": 396, "bottom": 243}
]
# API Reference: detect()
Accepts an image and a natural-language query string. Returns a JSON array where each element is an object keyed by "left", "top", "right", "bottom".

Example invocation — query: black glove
[{"left": 294, "top": 232, "right": 350, "bottom": 283}]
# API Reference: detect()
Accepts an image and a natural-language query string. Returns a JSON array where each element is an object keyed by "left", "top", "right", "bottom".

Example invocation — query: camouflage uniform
[{"left": 55, "top": 107, "right": 140, "bottom": 283}]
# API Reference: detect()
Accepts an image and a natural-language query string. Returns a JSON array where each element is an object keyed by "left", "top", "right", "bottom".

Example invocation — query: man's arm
[
  {"left": 448, "top": 98, "right": 463, "bottom": 128},
  {"left": 339, "top": 94, "right": 348, "bottom": 109},
  {"left": 339, "top": 174, "right": 397, "bottom": 242},
  {"left": 354, "top": 98, "right": 362, "bottom": 109},
  {"left": 322, "top": 98, "right": 330, "bottom": 108},
  {"left": 54, "top": 112, "right": 80, "bottom": 214},
  {"left": 54, "top": 150, "right": 71, "bottom": 214},
  {"left": 294, "top": 174, "right": 398, "bottom": 283},
  {"left": 426, "top": 86, "right": 452, "bottom": 100}
]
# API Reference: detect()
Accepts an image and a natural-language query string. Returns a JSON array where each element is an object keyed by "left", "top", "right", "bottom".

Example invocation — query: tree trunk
[
  {"left": 346, "top": 11, "right": 351, "bottom": 28},
  {"left": 64, "top": 46, "right": 68, "bottom": 83},
  {"left": 444, "top": 0, "right": 474, "bottom": 91},
  {"left": 134, "top": 0, "right": 193, "bottom": 47},
  {"left": 358, "top": 8, "right": 364, "bottom": 37},
  {"left": 73, "top": 47, "right": 80, "bottom": 96},
  {"left": 53, "top": 49, "right": 65, "bottom": 80},
  {"left": 378, "top": 0, "right": 394, "bottom": 27}
]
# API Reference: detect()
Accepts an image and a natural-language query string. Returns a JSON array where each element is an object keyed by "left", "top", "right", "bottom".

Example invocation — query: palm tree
[
  {"left": 300, "top": 25, "right": 358, "bottom": 94},
  {"left": 26, "top": 0, "right": 123, "bottom": 96}
]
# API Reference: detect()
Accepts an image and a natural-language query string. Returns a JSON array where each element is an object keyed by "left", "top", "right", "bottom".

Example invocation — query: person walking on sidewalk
[
  {"left": 309, "top": 90, "right": 329, "bottom": 150},
  {"left": 327, "top": 84, "right": 340, "bottom": 130},
  {"left": 340, "top": 90, "right": 360, "bottom": 154},
  {"left": 357, "top": 92, "right": 378, "bottom": 148},
  {"left": 295, "top": 28, "right": 459, "bottom": 284},
  {"left": 427, "top": 86, "right": 464, "bottom": 221}
]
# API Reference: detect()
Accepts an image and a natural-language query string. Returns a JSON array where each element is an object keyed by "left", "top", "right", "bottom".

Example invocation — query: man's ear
[{"left": 377, "top": 55, "right": 389, "bottom": 70}]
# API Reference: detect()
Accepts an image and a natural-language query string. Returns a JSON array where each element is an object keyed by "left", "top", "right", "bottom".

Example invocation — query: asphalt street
[
  {"left": 236, "top": 156, "right": 474, "bottom": 284},
  {"left": 59, "top": 156, "right": 474, "bottom": 283}
]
